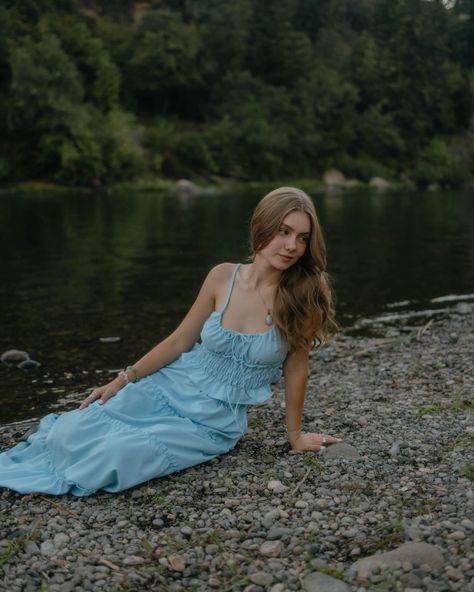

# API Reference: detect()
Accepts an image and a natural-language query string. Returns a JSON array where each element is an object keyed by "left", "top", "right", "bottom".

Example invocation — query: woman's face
[{"left": 258, "top": 210, "right": 311, "bottom": 270}]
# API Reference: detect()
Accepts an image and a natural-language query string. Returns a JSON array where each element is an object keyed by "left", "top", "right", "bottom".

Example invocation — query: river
[{"left": 1, "top": 186, "right": 473, "bottom": 423}]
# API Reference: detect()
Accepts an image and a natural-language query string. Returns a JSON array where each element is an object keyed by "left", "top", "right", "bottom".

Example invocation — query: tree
[{"left": 125, "top": 10, "right": 202, "bottom": 116}]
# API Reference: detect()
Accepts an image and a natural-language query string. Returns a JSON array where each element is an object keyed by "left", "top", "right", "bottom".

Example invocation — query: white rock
[{"left": 267, "top": 480, "right": 289, "bottom": 493}]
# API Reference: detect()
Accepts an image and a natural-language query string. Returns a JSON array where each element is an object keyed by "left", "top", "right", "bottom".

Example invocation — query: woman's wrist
[
  {"left": 287, "top": 429, "right": 302, "bottom": 445},
  {"left": 116, "top": 365, "right": 141, "bottom": 387}
]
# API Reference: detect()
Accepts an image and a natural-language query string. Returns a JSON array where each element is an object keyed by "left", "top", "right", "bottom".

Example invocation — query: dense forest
[{"left": 0, "top": 0, "right": 473, "bottom": 187}]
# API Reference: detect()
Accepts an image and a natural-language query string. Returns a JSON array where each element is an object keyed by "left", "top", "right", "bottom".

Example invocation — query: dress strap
[{"left": 221, "top": 264, "right": 240, "bottom": 312}]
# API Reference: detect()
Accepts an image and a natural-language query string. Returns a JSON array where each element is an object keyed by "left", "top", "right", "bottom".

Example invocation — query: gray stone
[
  {"left": 259, "top": 540, "right": 283, "bottom": 557},
  {"left": 303, "top": 572, "right": 350, "bottom": 592},
  {"left": 321, "top": 443, "right": 361, "bottom": 460},
  {"left": 54, "top": 533, "right": 70, "bottom": 549},
  {"left": 17, "top": 359, "right": 40, "bottom": 370},
  {"left": 350, "top": 543, "right": 444, "bottom": 581},
  {"left": 122, "top": 555, "right": 145, "bottom": 565},
  {"left": 267, "top": 526, "right": 293, "bottom": 540},
  {"left": 250, "top": 571, "right": 274, "bottom": 586},
  {"left": 24, "top": 541, "right": 40, "bottom": 555},
  {"left": 40, "top": 541, "right": 55, "bottom": 556}
]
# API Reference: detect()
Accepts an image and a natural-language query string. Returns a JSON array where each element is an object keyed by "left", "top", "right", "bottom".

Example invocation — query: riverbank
[
  {"left": 2, "top": 172, "right": 468, "bottom": 199},
  {"left": 0, "top": 306, "right": 473, "bottom": 592}
]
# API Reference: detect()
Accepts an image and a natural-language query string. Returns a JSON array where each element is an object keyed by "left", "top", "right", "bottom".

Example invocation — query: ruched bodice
[{"left": 177, "top": 264, "right": 288, "bottom": 404}]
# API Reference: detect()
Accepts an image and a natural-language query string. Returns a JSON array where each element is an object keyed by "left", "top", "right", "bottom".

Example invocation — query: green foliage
[
  {"left": 0, "top": 0, "right": 472, "bottom": 185},
  {"left": 411, "top": 138, "right": 467, "bottom": 187},
  {"left": 417, "top": 390, "right": 473, "bottom": 415},
  {"left": 460, "top": 463, "right": 474, "bottom": 481},
  {"left": 126, "top": 10, "right": 201, "bottom": 115}
]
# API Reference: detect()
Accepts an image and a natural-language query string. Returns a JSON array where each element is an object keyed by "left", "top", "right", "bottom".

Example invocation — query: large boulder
[
  {"left": 369, "top": 176, "right": 392, "bottom": 191},
  {"left": 323, "top": 169, "right": 346, "bottom": 187},
  {"left": 350, "top": 542, "right": 444, "bottom": 582}
]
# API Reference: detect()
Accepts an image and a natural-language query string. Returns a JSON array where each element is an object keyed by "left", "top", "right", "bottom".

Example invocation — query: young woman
[{"left": 0, "top": 187, "right": 340, "bottom": 496}]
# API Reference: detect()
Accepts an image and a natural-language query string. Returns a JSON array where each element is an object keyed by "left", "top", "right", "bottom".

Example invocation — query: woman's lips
[{"left": 278, "top": 254, "right": 293, "bottom": 262}]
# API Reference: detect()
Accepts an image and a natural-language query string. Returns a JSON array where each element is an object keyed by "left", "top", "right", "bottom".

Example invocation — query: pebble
[
  {"left": 0, "top": 312, "right": 473, "bottom": 592},
  {"left": 259, "top": 540, "right": 283, "bottom": 557},
  {"left": 122, "top": 555, "right": 145, "bottom": 565},
  {"left": 40, "top": 541, "right": 54, "bottom": 556},
  {"left": 267, "top": 480, "right": 289, "bottom": 493},
  {"left": 250, "top": 571, "right": 274, "bottom": 586}
]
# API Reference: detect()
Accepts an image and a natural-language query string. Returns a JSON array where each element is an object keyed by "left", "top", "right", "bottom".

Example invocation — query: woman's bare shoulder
[{"left": 207, "top": 262, "right": 237, "bottom": 284}]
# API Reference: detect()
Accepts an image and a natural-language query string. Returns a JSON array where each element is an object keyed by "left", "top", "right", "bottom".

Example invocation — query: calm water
[{"left": 1, "top": 186, "right": 473, "bottom": 423}]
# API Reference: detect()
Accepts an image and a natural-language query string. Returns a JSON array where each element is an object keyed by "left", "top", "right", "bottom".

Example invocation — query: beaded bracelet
[
  {"left": 126, "top": 365, "right": 140, "bottom": 382},
  {"left": 118, "top": 370, "right": 129, "bottom": 385}
]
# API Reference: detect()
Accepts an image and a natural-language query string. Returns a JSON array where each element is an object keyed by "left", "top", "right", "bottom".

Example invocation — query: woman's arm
[
  {"left": 80, "top": 264, "right": 230, "bottom": 408},
  {"left": 283, "top": 348, "right": 341, "bottom": 451}
]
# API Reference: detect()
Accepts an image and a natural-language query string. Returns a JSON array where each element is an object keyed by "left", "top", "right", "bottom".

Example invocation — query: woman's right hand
[{"left": 79, "top": 377, "right": 125, "bottom": 410}]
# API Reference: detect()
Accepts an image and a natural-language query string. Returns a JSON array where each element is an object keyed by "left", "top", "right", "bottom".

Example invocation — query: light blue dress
[{"left": 0, "top": 265, "right": 288, "bottom": 496}]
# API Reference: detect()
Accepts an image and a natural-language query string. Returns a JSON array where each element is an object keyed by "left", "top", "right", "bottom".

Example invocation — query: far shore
[{"left": 2, "top": 173, "right": 470, "bottom": 198}]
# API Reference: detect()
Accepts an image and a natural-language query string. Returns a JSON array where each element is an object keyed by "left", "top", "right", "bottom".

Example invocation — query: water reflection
[{"left": 1, "top": 187, "right": 473, "bottom": 422}]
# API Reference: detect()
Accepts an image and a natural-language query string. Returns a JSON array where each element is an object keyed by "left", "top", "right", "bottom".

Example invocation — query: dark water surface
[{"left": 1, "top": 187, "right": 473, "bottom": 423}]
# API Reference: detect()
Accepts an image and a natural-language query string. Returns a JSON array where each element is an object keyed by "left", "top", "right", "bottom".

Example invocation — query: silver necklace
[{"left": 256, "top": 285, "right": 273, "bottom": 326}]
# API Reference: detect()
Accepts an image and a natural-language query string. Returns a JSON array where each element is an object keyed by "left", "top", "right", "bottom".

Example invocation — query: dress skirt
[{"left": 0, "top": 357, "right": 247, "bottom": 496}]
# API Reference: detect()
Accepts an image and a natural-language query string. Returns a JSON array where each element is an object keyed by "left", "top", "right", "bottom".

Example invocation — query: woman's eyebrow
[{"left": 280, "top": 222, "right": 310, "bottom": 236}]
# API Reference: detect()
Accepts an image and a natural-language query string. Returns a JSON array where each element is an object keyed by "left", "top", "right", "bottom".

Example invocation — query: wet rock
[
  {"left": 1, "top": 349, "right": 29, "bottom": 366},
  {"left": 17, "top": 359, "right": 41, "bottom": 370}
]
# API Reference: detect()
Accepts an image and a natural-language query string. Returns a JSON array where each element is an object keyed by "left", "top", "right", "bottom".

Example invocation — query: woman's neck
[{"left": 244, "top": 256, "right": 282, "bottom": 289}]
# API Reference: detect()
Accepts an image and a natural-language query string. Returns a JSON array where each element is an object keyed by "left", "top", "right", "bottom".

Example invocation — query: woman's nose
[{"left": 285, "top": 235, "right": 296, "bottom": 250}]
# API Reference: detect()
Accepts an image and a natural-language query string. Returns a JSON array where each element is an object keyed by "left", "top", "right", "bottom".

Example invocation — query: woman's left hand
[{"left": 290, "top": 432, "right": 342, "bottom": 452}]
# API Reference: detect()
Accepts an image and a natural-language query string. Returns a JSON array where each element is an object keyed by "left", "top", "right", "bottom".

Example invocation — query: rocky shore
[{"left": 0, "top": 305, "right": 473, "bottom": 592}]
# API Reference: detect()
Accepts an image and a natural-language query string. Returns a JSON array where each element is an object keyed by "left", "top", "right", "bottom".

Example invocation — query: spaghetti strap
[{"left": 220, "top": 264, "right": 240, "bottom": 312}]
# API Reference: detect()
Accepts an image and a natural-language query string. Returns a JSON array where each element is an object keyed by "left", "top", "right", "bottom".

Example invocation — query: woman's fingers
[
  {"left": 79, "top": 387, "right": 105, "bottom": 409},
  {"left": 291, "top": 432, "right": 343, "bottom": 452},
  {"left": 306, "top": 433, "right": 342, "bottom": 445},
  {"left": 99, "top": 389, "right": 117, "bottom": 405}
]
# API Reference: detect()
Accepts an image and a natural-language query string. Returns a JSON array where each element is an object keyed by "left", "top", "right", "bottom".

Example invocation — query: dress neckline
[
  {"left": 212, "top": 310, "right": 276, "bottom": 337},
  {"left": 216, "top": 263, "right": 276, "bottom": 337}
]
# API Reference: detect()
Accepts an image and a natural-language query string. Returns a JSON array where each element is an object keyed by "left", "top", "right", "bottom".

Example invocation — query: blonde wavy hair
[{"left": 250, "top": 187, "right": 338, "bottom": 351}]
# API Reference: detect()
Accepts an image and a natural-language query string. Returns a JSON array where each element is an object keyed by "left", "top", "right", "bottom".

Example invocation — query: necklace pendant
[{"left": 265, "top": 311, "right": 273, "bottom": 326}]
